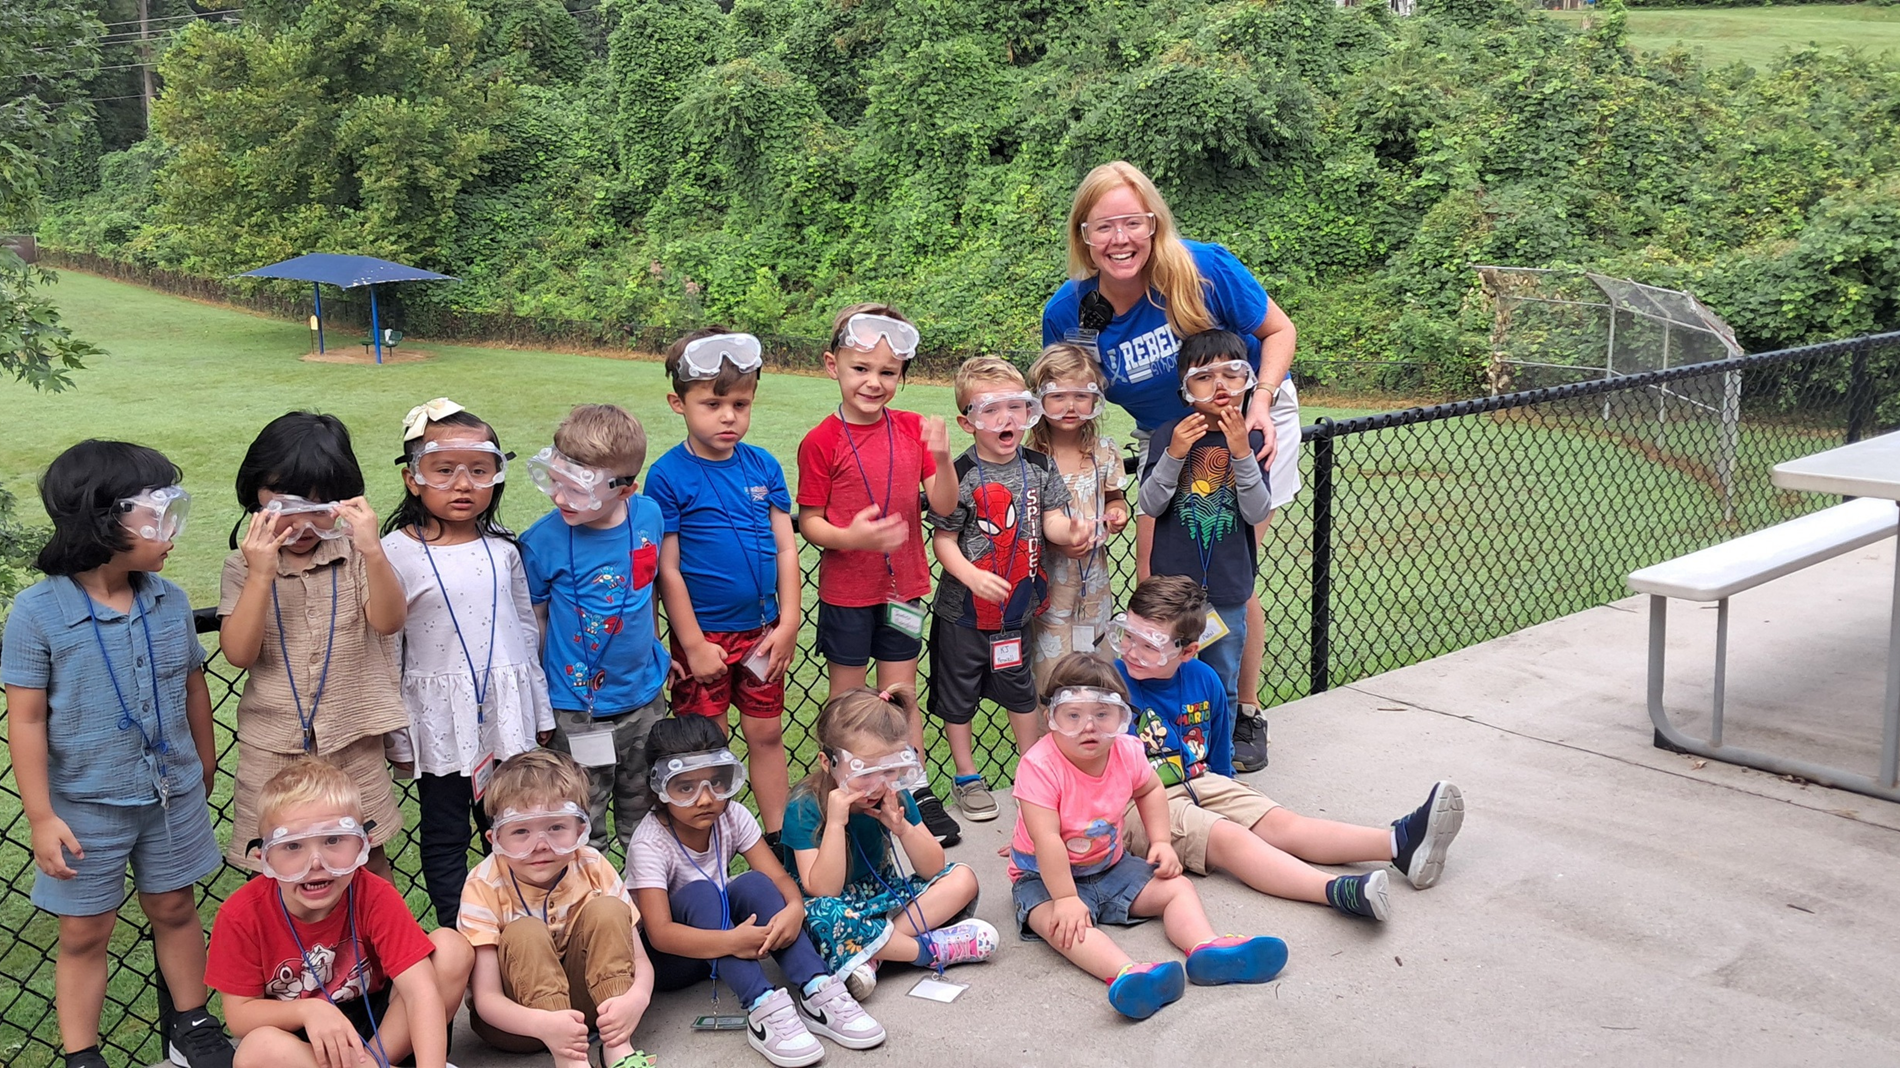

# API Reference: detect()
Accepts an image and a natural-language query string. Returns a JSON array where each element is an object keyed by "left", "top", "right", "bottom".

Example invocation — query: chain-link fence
[{"left": 3, "top": 330, "right": 1896, "bottom": 1066}]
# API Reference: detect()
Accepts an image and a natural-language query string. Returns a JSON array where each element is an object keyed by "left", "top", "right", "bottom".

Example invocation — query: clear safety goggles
[
  {"left": 256, "top": 818, "right": 371, "bottom": 882},
  {"left": 489, "top": 802, "right": 591, "bottom": 860},
  {"left": 405, "top": 439, "right": 511, "bottom": 490},
  {"left": 649, "top": 749, "right": 748, "bottom": 807},
  {"left": 830, "top": 745, "right": 928, "bottom": 795},
  {"left": 680, "top": 333, "right": 764, "bottom": 381},
  {"left": 1037, "top": 383, "right": 1104, "bottom": 420},
  {"left": 1046, "top": 687, "right": 1134, "bottom": 737},
  {"left": 262, "top": 494, "right": 349, "bottom": 540},
  {"left": 1079, "top": 212, "right": 1157, "bottom": 246},
  {"left": 837, "top": 313, "right": 919, "bottom": 360},
  {"left": 525, "top": 447, "right": 633, "bottom": 513},
  {"left": 1107, "top": 613, "right": 1187, "bottom": 669},
  {"left": 963, "top": 391, "right": 1043, "bottom": 432},
  {"left": 1180, "top": 359, "right": 1257, "bottom": 402},
  {"left": 118, "top": 485, "right": 191, "bottom": 542}
]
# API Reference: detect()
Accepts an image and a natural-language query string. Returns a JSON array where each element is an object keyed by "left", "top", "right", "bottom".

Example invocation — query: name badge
[
  {"left": 1198, "top": 610, "right": 1231, "bottom": 649},
  {"left": 886, "top": 598, "right": 927, "bottom": 640},
  {"left": 567, "top": 725, "right": 619, "bottom": 768},
  {"left": 472, "top": 752, "right": 497, "bottom": 800},
  {"left": 990, "top": 632, "right": 1023, "bottom": 670},
  {"left": 1070, "top": 625, "right": 1095, "bottom": 651}
]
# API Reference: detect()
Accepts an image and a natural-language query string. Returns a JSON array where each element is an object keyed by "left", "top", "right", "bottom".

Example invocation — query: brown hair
[
  {"left": 664, "top": 326, "right": 761, "bottom": 398},
  {"left": 484, "top": 749, "right": 590, "bottom": 818},
  {"left": 1039, "top": 651, "right": 1132, "bottom": 703},
  {"left": 554, "top": 403, "right": 647, "bottom": 480},
  {"left": 794, "top": 685, "right": 918, "bottom": 849},
  {"left": 1064, "top": 161, "right": 1215, "bottom": 339},
  {"left": 953, "top": 356, "right": 1027, "bottom": 411},
  {"left": 256, "top": 758, "right": 363, "bottom": 834},
  {"left": 1127, "top": 574, "right": 1209, "bottom": 646},
  {"left": 1027, "top": 342, "right": 1110, "bottom": 455},
  {"left": 827, "top": 302, "right": 915, "bottom": 379}
]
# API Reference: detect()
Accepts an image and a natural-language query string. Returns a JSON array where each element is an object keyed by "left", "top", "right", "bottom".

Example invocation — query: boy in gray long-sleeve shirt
[{"left": 1136, "top": 329, "right": 1271, "bottom": 725}]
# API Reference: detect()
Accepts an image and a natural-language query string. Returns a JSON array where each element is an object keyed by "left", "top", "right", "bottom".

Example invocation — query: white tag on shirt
[
  {"left": 908, "top": 976, "right": 968, "bottom": 1003},
  {"left": 567, "top": 725, "right": 619, "bottom": 768}
]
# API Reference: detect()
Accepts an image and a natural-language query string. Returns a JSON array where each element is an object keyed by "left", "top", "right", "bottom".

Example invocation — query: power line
[{"left": 89, "top": 11, "right": 235, "bottom": 31}]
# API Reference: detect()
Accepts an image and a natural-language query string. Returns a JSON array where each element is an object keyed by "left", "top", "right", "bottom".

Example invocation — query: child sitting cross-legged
[
  {"left": 1011, "top": 652, "right": 1288, "bottom": 1021},
  {"left": 458, "top": 749, "right": 656, "bottom": 1068},
  {"left": 1113, "top": 576, "right": 1465, "bottom": 920},
  {"left": 206, "top": 758, "right": 472, "bottom": 1068},
  {"left": 783, "top": 686, "right": 995, "bottom": 1002}
]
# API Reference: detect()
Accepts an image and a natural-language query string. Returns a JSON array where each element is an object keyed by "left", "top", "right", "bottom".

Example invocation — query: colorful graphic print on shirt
[
  {"left": 1135, "top": 699, "right": 1211, "bottom": 788},
  {"left": 1179, "top": 443, "right": 1238, "bottom": 554},
  {"left": 969, "top": 480, "right": 1042, "bottom": 630},
  {"left": 263, "top": 938, "right": 371, "bottom": 1003},
  {"left": 564, "top": 567, "right": 629, "bottom": 699}
]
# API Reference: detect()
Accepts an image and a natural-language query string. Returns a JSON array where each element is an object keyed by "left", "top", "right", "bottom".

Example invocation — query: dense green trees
[{"left": 33, "top": 0, "right": 1900, "bottom": 383}]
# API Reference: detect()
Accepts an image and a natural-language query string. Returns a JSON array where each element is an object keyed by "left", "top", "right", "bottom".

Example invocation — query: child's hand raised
[
  {"left": 921, "top": 415, "right": 951, "bottom": 458},
  {"left": 239, "top": 510, "right": 295, "bottom": 573},
  {"left": 332, "top": 497, "right": 384, "bottom": 557},
  {"left": 1047, "top": 896, "right": 1093, "bottom": 951},
  {"left": 1165, "top": 415, "right": 1208, "bottom": 460},
  {"left": 842, "top": 504, "right": 907, "bottom": 553},
  {"left": 870, "top": 788, "right": 911, "bottom": 833},
  {"left": 1218, "top": 405, "right": 1250, "bottom": 460},
  {"left": 826, "top": 783, "right": 867, "bottom": 827},
  {"left": 1147, "top": 839, "right": 1184, "bottom": 879}
]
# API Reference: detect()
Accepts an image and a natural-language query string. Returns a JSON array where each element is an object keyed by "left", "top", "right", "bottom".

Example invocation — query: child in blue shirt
[
  {"left": 2, "top": 440, "right": 233, "bottom": 1068},
  {"left": 649, "top": 329, "right": 800, "bottom": 843},
  {"left": 521, "top": 404, "right": 670, "bottom": 852},
  {"left": 1114, "top": 576, "right": 1465, "bottom": 920}
]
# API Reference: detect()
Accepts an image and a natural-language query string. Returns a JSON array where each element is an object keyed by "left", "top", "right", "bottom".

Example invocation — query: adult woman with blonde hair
[{"left": 1041, "top": 160, "right": 1298, "bottom": 773}]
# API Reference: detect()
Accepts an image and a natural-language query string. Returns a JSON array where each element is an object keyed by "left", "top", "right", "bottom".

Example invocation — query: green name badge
[{"left": 886, "top": 597, "right": 927, "bottom": 640}]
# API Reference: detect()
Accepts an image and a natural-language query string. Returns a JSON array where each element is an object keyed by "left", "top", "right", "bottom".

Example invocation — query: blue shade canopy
[{"left": 235, "top": 253, "right": 457, "bottom": 288}]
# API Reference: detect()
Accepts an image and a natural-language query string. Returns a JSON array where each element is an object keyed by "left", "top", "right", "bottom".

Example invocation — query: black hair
[
  {"left": 642, "top": 715, "right": 730, "bottom": 823},
  {"left": 1176, "top": 329, "right": 1249, "bottom": 378},
  {"left": 380, "top": 409, "right": 516, "bottom": 544},
  {"left": 34, "top": 439, "right": 182, "bottom": 576},
  {"left": 229, "top": 412, "right": 366, "bottom": 549}
]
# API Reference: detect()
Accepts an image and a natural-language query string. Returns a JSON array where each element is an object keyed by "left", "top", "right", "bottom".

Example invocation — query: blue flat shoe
[
  {"left": 1106, "top": 960, "right": 1187, "bottom": 1020},
  {"left": 1185, "top": 935, "right": 1289, "bottom": 986}
]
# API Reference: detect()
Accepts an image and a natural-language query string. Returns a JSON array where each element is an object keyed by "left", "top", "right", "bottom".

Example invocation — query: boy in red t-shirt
[
  {"left": 207, "top": 759, "right": 473, "bottom": 1068},
  {"left": 796, "top": 302, "right": 962, "bottom": 842}
]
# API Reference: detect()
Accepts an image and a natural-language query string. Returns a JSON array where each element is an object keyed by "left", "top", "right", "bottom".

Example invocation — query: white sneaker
[
  {"left": 798, "top": 976, "right": 886, "bottom": 1050},
  {"left": 844, "top": 961, "right": 878, "bottom": 1001},
  {"left": 746, "top": 988, "right": 824, "bottom": 1067}
]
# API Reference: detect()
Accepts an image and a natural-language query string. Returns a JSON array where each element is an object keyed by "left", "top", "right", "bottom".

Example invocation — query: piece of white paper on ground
[{"left": 908, "top": 976, "right": 968, "bottom": 1002}]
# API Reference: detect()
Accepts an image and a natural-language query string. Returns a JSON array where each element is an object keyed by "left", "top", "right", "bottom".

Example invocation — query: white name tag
[
  {"left": 567, "top": 726, "right": 619, "bottom": 768},
  {"left": 908, "top": 976, "right": 968, "bottom": 1003}
]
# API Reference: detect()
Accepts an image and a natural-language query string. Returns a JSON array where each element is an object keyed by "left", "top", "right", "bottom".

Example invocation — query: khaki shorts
[
  {"left": 229, "top": 733, "right": 404, "bottom": 868},
  {"left": 1123, "top": 774, "right": 1278, "bottom": 876}
]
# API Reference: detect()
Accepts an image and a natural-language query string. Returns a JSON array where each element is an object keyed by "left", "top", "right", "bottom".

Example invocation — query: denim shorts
[
  {"left": 32, "top": 780, "right": 222, "bottom": 916},
  {"left": 1010, "top": 852, "right": 1156, "bottom": 941}
]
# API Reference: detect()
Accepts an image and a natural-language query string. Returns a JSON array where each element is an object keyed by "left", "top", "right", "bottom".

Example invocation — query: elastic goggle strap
[
  {"left": 679, "top": 333, "right": 764, "bottom": 381},
  {"left": 263, "top": 495, "right": 349, "bottom": 539},
  {"left": 838, "top": 313, "right": 919, "bottom": 359},
  {"left": 119, "top": 485, "right": 191, "bottom": 542},
  {"left": 649, "top": 749, "right": 748, "bottom": 803}
]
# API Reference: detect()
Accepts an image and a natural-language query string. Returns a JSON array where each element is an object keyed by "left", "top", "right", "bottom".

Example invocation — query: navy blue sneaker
[
  {"left": 1326, "top": 869, "right": 1391, "bottom": 921},
  {"left": 1392, "top": 781, "right": 1464, "bottom": 890}
]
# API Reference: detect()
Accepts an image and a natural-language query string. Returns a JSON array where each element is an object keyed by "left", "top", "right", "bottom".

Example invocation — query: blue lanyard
[
  {"left": 684, "top": 446, "right": 775, "bottom": 628},
  {"left": 670, "top": 821, "right": 731, "bottom": 999},
  {"left": 508, "top": 865, "right": 569, "bottom": 924},
  {"left": 277, "top": 880, "right": 390, "bottom": 1068},
  {"left": 837, "top": 409, "right": 898, "bottom": 593},
  {"left": 853, "top": 828, "right": 940, "bottom": 975},
  {"left": 971, "top": 453, "right": 1031, "bottom": 621},
  {"left": 417, "top": 529, "right": 499, "bottom": 721},
  {"left": 80, "top": 580, "right": 168, "bottom": 757},
  {"left": 566, "top": 518, "right": 637, "bottom": 714},
  {"left": 272, "top": 566, "right": 339, "bottom": 753}
]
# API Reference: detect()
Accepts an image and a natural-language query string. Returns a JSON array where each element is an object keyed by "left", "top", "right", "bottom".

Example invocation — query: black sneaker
[
  {"left": 911, "top": 785, "right": 962, "bottom": 847},
  {"left": 168, "top": 1006, "right": 235, "bottom": 1068},
  {"left": 65, "top": 1047, "right": 108, "bottom": 1068},
  {"left": 1391, "top": 780, "right": 1464, "bottom": 890},
  {"left": 1231, "top": 707, "right": 1269, "bottom": 773}
]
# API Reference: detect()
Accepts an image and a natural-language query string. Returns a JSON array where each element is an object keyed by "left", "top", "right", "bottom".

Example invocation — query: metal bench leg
[{"left": 1711, "top": 597, "right": 1728, "bottom": 748}]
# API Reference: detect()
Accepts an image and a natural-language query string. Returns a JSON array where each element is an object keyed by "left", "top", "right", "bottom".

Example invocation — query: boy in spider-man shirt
[{"left": 929, "top": 357, "right": 1083, "bottom": 825}]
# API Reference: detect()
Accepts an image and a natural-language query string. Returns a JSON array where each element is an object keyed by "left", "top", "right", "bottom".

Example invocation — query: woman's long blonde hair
[
  {"left": 1027, "top": 342, "right": 1109, "bottom": 456},
  {"left": 1064, "top": 161, "right": 1215, "bottom": 339},
  {"left": 795, "top": 686, "right": 919, "bottom": 850}
]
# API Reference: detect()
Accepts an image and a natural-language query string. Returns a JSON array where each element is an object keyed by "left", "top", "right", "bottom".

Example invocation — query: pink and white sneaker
[
  {"left": 746, "top": 988, "right": 823, "bottom": 1067},
  {"left": 797, "top": 976, "right": 886, "bottom": 1050},
  {"left": 925, "top": 919, "right": 999, "bottom": 968}
]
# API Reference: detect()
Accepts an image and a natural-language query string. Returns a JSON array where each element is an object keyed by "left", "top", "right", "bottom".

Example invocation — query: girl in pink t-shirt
[{"left": 1007, "top": 652, "right": 1289, "bottom": 1020}]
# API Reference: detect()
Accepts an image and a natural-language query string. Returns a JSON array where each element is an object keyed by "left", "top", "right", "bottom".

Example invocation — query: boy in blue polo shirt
[
  {"left": 649, "top": 328, "right": 800, "bottom": 845},
  {"left": 521, "top": 404, "right": 670, "bottom": 852}
]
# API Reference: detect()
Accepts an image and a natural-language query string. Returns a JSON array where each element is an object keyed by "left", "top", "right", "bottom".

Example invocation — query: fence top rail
[{"left": 1300, "top": 332, "right": 1900, "bottom": 441}]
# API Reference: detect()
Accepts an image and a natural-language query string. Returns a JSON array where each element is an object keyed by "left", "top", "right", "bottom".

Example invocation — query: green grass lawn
[{"left": 1554, "top": 3, "right": 1900, "bottom": 69}]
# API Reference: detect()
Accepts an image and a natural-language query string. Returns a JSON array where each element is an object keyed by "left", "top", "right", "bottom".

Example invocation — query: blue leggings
[{"left": 644, "top": 870, "right": 828, "bottom": 1007}]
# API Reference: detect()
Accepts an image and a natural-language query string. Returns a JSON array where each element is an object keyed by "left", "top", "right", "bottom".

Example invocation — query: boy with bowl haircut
[
  {"left": 1114, "top": 575, "right": 1465, "bottom": 920},
  {"left": 521, "top": 404, "right": 671, "bottom": 852},
  {"left": 459, "top": 749, "right": 655, "bottom": 1068},
  {"left": 649, "top": 329, "right": 800, "bottom": 843},
  {"left": 927, "top": 356, "right": 1083, "bottom": 822},
  {"left": 205, "top": 758, "right": 471, "bottom": 1068}
]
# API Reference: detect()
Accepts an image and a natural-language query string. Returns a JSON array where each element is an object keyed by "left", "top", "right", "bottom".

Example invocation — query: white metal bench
[{"left": 1629, "top": 497, "right": 1900, "bottom": 800}]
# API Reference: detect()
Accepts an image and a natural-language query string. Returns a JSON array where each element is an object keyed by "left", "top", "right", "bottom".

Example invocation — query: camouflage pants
[{"left": 548, "top": 698, "right": 666, "bottom": 854}]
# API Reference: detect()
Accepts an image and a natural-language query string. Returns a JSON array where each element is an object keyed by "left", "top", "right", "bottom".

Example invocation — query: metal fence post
[
  {"left": 1847, "top": 335, "right": 1874, "bottom": 446},
  {"left": 1309, "top": 418, "right": 1335, "bottom": 695}
]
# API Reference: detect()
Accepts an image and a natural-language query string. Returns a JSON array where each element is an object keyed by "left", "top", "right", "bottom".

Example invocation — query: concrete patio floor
[{"left": 250, "top": 539, "right": 1900, "bottom": 1066}]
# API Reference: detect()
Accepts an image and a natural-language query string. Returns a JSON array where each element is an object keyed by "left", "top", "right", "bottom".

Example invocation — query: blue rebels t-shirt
[
  {"left": 645, "top": 442, "right": 791, "bottom": 633},
  {"left": 1041, "top": 240, "right": 1271, "bottom": 432},
  {"left": 521, "top": 498, "right": 669, "bottom": 715}
]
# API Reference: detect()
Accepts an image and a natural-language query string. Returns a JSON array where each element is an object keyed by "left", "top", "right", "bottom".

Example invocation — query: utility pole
[{"left": 139, "top": 0, "right": 154, "bottom": 131}]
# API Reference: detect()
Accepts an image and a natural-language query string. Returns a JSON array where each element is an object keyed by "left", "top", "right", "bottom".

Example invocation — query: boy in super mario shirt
[
  {"left": 521, "top": 404, "right": 670, "bottom": 853},
  {"left": 928, "top": 357, "right": 1081, "bottom": 825},
  {"left": 1115, "top": 575, "right": 1467, "bottom": 921},
  {"left": 206, "top": 759, "right": 471, "bottom": 1068}
]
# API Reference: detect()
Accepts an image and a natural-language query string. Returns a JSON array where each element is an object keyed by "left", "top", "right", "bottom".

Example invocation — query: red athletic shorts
[{"left": 668, "top": 624, "right": 786, "bottom": 720}]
